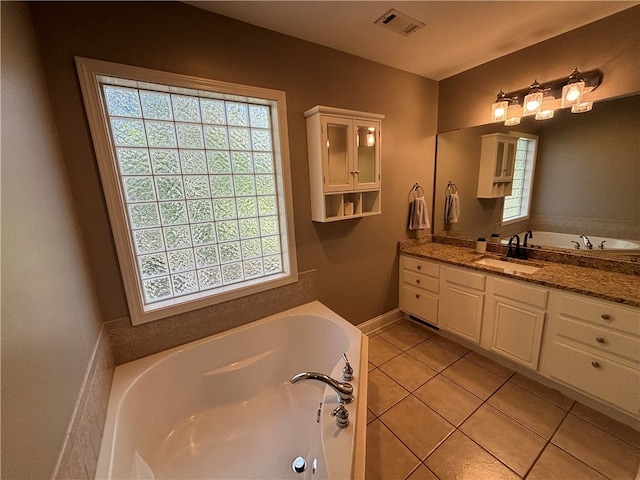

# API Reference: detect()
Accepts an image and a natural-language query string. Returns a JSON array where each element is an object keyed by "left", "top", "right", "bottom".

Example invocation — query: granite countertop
[{"left": 399, "top": 238, "right": 640, "bottom": 308}]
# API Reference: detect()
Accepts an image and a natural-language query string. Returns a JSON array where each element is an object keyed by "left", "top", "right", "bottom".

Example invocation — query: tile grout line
[
  {"left": 520, "top": 406, "right": 573, "bottom": 480},
  {"left": 547, "top": 410, "right": 638, "bottom": 480},
  {"left": 366, "top": 326, "right": 640, "bottom": 480}
]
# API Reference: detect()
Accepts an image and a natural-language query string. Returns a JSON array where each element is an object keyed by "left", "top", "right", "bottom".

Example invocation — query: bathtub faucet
[
  {"left": 580, "top": 235, "right": 593, "bottom": 249},
  {"left": 290, "top": 372, "right": 353, "bottom": 403}
]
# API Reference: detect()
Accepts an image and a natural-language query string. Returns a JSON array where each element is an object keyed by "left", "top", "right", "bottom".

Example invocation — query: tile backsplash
[
  {"left": 53, "top": 328, "right": 114, "bottom": 480},
  {"left": 105, "top": 270, "right": 318, "bottom": 365}
]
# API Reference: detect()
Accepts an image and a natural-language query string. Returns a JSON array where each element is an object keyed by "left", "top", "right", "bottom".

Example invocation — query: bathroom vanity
[{"left": 399, "top": 238, "right": 640, "bottom": 424}]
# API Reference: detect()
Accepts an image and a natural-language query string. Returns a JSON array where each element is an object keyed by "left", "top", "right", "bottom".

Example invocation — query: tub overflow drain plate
[{"left": 292, "top": 456, "right": 307, "bottom": 473}]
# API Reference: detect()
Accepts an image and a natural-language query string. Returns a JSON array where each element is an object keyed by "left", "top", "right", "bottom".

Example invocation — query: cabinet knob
[
  {"left": 416, "top": 265, "right": 422, "bottom": 270},
  {"left": 595, "top": 337, "right": 605, "bottom": 344},
  {"left": 415, "top": 294, "right": 420, "bottom": 299},
  {"left": 591, "top": 361, "right": 600, "bottom": 368},
  {"left": 600, "top": 313, "right": 610, "bottom": 320},
  {"left": 416, "top": 279, "right": 421, "bottom": 284}
]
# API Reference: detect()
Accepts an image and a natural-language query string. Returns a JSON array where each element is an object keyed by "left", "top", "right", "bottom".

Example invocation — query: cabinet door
[
  {"left": 495, "top": 138, "right": 516, "bottom": 182},
  {"left": 493, "top": 140, "right": 506, "bottom": 179},
  {"left": 322, "top": 116, "right": 353, "bottom": 192},
  {"left": 490, "top": 300, "right": 545, "bottom": 369},
  {"left": 503, "top": 140, "right": 516, "bottom": 180},
  {"left": 441, "top": 284, "right": 484, "bottom": 344},
  {"left": 354, "top": 120, "right": 381, "bottom": 190}
]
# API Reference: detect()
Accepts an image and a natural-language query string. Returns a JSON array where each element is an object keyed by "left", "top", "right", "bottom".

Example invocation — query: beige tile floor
[{"left": 365, "top": 319, "right": 640, "bottom": 480}]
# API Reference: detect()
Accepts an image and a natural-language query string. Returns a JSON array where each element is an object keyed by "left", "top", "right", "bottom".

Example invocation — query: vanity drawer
[
  {"left": 493, "top": 278, "right": 548, "bottom": 309},
  {"left": 559, "top": 295, "right": 640, "bottom": 336},
  {"left": 444, "top": 266, "right": 486, "bottom": 291},
  {"left": 550, "top": 340, "right": 640, "bottom": 415},
  {"left": 557, "top": 316, "right": 640, "bottom": 362},
  {"left": 401, "top": 284, "right": 438, "bottom": 325},
  {"left": 402, "top": 270, "right": 439, "bottom": 294},
  {"left": 402, "top": 256, "right": 440, "bottom": 278}
]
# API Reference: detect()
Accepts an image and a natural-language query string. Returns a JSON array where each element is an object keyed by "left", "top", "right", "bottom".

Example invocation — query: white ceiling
[{"left": 185, "top": 1, "right": 638, "bottom": 80}]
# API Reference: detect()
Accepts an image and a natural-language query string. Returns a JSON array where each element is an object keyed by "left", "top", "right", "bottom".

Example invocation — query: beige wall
[
  {"left": 438, "top": 6, "right": 640, "bottom": 133},
  {"left": 1, "top": 3, "right": 104, "bottom": 478},
  {"left": 28, "top": 1, "right": 439, "bottom": 326}
]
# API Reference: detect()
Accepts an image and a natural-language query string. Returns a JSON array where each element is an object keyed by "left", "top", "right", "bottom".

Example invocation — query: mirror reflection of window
[{"left": 502, "top": 135, "right": 538, "bottom": 225}]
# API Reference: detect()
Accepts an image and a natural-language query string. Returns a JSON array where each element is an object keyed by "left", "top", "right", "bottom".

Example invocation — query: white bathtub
[
  {"left": 96, "top": 301, "right": 368, "bottom": 480},
  {"left": 507, "top": 231, "right": 640, "bottom": 252}
]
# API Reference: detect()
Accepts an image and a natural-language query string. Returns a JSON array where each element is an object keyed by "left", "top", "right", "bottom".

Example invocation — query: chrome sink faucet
[{"left": 290, "top": 372, "right": 354, "bottom": 403}]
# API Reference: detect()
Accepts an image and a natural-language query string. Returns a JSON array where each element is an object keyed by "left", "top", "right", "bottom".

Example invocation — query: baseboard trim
[{"left": 357, "top": 308, "right": 403, "bottom": 334}]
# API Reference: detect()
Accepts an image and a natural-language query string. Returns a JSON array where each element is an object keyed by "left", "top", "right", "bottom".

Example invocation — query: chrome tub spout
[{"left": 290, "top": 372, "right": 353, "bottom": 403}]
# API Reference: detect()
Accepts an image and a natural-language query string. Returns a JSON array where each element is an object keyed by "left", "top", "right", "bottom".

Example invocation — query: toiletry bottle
[{"left": 476, "top": 237, "right": 487, "bottom": 253}]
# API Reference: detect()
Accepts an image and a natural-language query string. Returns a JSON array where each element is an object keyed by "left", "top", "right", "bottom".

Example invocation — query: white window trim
[
  {"left": 501, "top": 131, "right": 539, "bottom": 226},
  {"left": 75, "top": 57, "right": 298, "bottom": 325}
]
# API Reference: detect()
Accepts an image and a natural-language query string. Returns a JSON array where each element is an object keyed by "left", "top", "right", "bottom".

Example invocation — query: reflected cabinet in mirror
[{"left": 434, "top": 94, "right": 639, "bottom": 258}]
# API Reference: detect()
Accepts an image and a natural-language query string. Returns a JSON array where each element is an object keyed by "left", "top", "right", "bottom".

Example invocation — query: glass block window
[
  {"left": 76, "top": 58, "right": 297, "bottom": 325},
  {"left": 502, "top": 135, "right": 538, "bottom": 224},
  {"left": 103, "top": 83, "right": 288, "bottom": 303}
]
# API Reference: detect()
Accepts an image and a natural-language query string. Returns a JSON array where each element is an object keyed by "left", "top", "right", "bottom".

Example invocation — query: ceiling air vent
[{"left": 374, "top": 9, "right": 425, "bottom": 36}]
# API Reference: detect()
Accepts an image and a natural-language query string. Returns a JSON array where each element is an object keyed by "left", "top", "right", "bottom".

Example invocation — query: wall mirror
[{"left": 433, "top": 93, "right": 639, "bottom": 260}]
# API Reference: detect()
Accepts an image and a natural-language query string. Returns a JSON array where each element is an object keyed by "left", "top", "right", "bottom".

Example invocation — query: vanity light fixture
[
  {"left": 561, "top": 67, "right": 585, "bottom": 107},
  {"left": 491, "top": 90, "right": 521, "bottom": 124},
  {"left": 523, "top": 80, "right": 545, "bottom": 116},
  {"left": 491, "top": 90, "right": 509, "bottom": 122},
  {"left": 490, "top": 68, "right": 602, "bottom": 124},
  {"left": 504, "top": 104, "right": 522, "bottom": 126},
  {"left": 536, "top": 93, "right": 556, "bottom": 120},
  {"left": 571, "top": 101, "right": 593, "bottom": 113}
]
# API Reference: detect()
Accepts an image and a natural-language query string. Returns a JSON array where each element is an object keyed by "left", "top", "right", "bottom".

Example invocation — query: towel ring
[
  {"left": 446, "top": 181, "right": 458, "bottom": 195},
  {"left": 409, "top": 182, "right": 425, "bottom": 201}
]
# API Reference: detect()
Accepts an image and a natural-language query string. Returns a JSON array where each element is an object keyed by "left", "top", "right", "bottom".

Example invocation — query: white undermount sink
[{"left": 474, "top": 257, "right": 540, "bottom": 274}]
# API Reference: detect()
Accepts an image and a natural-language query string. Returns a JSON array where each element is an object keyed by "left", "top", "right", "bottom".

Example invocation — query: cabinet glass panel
[
  {"left": 326, "top": 123, "right": 349, "bottom": 186},
  {"left": 357, "top": 125, "right": 376, "bottom": 184},
  {"left": 504, "top": 142, "right": 515, "bottom": 177},
  {"left": 494, "top": 142, "right": 505, "bottom": 177}
]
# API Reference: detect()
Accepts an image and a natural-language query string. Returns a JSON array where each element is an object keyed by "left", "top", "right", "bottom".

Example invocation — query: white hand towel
[
  {"left": 445, "top": 192, "right": 460, "bottom": 223},
  {"left": 409, "top": 196, "right": 430, "bottom": 230}
]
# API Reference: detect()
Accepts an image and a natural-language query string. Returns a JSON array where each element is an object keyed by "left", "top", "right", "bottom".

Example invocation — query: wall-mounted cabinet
[
  {"left": 305, "top": 105, "right": 384, "bottom": 222},
  {"left": 477, "top": 133, "right": 516, "bottom": 198}
]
